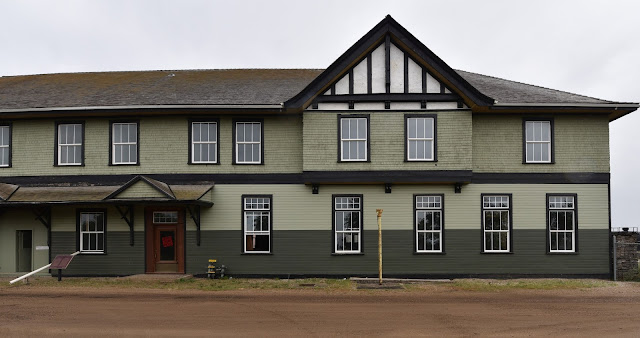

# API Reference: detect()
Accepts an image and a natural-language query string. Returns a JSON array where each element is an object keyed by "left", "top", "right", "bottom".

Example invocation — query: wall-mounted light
[
  {"left": 385, "top": 183, "right": 392, "bottom": 194},
  {"left": 312, "top": 185, "right": 319, "bottom": 194}
]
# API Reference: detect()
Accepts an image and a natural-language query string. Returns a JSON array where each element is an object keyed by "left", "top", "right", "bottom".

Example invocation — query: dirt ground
[{"left": 1, "top": 281, "right": 640, "bottom": 337}]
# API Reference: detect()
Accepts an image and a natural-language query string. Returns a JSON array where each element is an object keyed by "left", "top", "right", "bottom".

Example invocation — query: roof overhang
[{"left": 473, "top": 102, "right": 639, "bottom": 121}]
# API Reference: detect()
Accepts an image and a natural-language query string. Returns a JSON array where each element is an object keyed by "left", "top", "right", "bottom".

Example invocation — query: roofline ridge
[
  {"left": 455, "top": 69, "right": 611, "bottom": 103},
  {"left": 1, "top": 68, "right": 327, "bottom": 78}
]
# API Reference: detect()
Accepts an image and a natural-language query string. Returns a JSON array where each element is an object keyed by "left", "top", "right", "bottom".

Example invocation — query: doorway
[
  {"left": 16, "top": 230, "right": 32, "bottom": 272},
  {"left": 145, "top": 208, "right": 184, "bottom": 273}
]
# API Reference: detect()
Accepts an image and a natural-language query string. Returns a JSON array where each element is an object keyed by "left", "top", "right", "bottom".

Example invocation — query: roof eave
[{"left": 475, "top": 102, "right": 639, "bottom": 121}]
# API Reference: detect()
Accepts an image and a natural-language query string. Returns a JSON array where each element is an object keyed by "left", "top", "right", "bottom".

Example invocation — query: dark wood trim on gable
[
  {"left": 366, "top": 53, "right": 373, "bottom": 94},
  {"left": 187, "top": 118, "right": 221, "bottom": 165},
  {"left": 54, "top": 120, "right": 85, "bottom": 167}
]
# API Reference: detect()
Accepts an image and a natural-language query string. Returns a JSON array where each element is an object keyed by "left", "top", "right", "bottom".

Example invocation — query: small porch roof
[{"left": 0, "top": 176, "right": 214, "bottom": 207}]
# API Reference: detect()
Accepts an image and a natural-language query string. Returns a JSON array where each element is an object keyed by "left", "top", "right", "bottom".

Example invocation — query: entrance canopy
[{"left": 0, "top": 175, "right": 214, "bottom": 207}]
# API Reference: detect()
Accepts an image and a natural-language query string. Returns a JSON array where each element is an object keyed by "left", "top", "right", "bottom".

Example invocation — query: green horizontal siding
[
  {"left": 50, "top": 232, "right": 145, "bottom": 276},
  {"left": 2, "top": 115, "right": 302, "bottom": 177},
  {"left": 186, "top": 229, "right": 609, "bottom": 276},
  {"left": 0, "top": 210, "right": 49, "bottom": 274},
  {"left": 473, "top": 114, "right": 610, "bottom": 173},
  {"left": 303, "top": 111, "right": 472, "bottom": 171}
]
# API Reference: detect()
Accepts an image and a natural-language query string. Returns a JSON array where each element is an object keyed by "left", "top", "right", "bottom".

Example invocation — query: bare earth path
[{"left": 1, "top": 283, "right": 639, "bottom": 337}]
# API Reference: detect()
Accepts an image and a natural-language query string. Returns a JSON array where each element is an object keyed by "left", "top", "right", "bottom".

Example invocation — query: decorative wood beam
[
  {"left": 32, "top": 206, "right": 52, "bottom": 263},
  {"left": 314, "top": 93, "right": 459, "bottom": 103},
  {"left": 116, "top": 205, "right": 135, "bottom": 246},
  {"left": 187, "top": 205, "right": 202, "bottom": 246}
]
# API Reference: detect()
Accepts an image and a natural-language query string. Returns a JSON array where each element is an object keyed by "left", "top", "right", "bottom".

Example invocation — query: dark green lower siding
[
  {"left": 50, "top": 229, "right": 609, "bottom": 277},
  {"left": 187, "top": 229, "right": 609, "bottom": 277},
  {"left": 51, "top": 232, "right": 145, "bottom": 276}
]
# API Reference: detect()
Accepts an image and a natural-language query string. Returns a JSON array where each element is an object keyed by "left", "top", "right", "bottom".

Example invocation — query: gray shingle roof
[{"left": 0, "top": 68, "right": 622, "bottom": 110}]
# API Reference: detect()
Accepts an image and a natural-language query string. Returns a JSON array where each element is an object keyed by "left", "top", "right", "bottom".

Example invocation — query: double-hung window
[
  {"left": 548, "top": 195, "right": 577, "bottom": 253},
  {"left": 0, "top": 124, "right": 11, "bottom": 167},
  {"left": 406, "top": 116, "right": 436, "bottom": 161},
  {"left": 78, "top": 211, "right": 106, "bottom": 253},
  {"left": 339, "top": 116, "right": 368, "bottom": 161},
  {"left": 191, "top": 121, "right": 218, "bottom": 164},
  {"left": 524, "top": 120, "right": 552, "bottom": 163},
  {"left": 482, "top": 195, "right": 512, "bottom": 253},
  {"left": 415, "top": 195, "right": 443, "bottom": 252},
  {"left": 243, "top": 196, "right": 271, "bottom": 253},
  {"left": 111, "top": 122, "right": 138, "bottom": 165},
  {"left": 333, "top": 195, "right": 362, "bottom": 253},
  {"left": 235, "top": 121, "right": 262, "bottom": 164},
  {"left": 57, "top": 123, "right": 83, "bottom": 165}
]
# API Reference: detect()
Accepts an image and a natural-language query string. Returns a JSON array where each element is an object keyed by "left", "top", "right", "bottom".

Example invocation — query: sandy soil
[{"left": 1, "top": 282, "right": 639, "bottom": 337}]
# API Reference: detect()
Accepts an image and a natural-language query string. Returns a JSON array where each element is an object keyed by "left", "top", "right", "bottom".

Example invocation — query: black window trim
[
  {"left": 546, "top": 193, "right": 579, "bottom": 255},
  {"left": 404, "top": 114, "right": 438, "bottom": 162},
  {"left": 413, "top": 193, "right": 445, "bottom": 254},
  {"left": 188, "top": 118, "right": 221, "bottom": 165},
  {"left": 331, "top": 194, "right": 365, "bottom": 255},
  {"left": 54, "top": 120, "right": 85, "bottom": 167},
  {"left": 108, "top": 120, "right": 140, "bottom": 166},
  {"left": 232, "top": 118, "right": 265, "bottom": 165},
  {"left": 522, "top": 117, "right": 555, "bottom": 164},
  {"left": 76, "top": 208, "right": 108, "bottom": 255},
  {"left": 0, "top": 122, "right": 12, "bottom": 168},
  {"left": 480, "top": 193, "right": 514, "bottom": 254},
  {"left": 337, "top": 114, "right": 371, "bottom": 163},
  {"left": 241, "top": 194, "right": 273, "bottom": 255}
]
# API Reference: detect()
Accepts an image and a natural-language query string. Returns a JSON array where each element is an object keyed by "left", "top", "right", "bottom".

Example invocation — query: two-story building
[{"left": 0, "top": 16, "right": 637, "bottom": 278}]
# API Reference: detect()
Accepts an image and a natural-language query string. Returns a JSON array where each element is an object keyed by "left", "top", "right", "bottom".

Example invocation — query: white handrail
[{"left": 10, "top": 251, "right": 80, "bottom": 285}]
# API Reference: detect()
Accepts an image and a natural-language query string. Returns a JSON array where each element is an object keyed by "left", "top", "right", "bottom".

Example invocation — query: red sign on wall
[{"left": 162, "top": 236, "right": 173, "bottom": 248}]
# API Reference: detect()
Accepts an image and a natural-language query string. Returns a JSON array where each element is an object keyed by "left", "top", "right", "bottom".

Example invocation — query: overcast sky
[{"left": 1, "top": 0, "right": 639, "bottom": 227}]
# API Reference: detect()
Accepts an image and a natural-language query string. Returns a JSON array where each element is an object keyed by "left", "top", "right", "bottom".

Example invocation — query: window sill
[
  {"left": 55, "top": 163, "right": 85, "bottom": 167},
  {"left": 546, "top": 251, "right": 578, "bottom": 255},
  {"left": 404, "top": 159, "right": 437, "bottom": 163},
  {"left": 241, "top": 252, "right": 272, "bottom": 255},
  {"left": 480, "top": 251, "right": 513, "bottom": 254},
  {"left": 331, "top": 252, "right": 364, "bottom": 256},
  {"left": 522, "top": 162, "right": 555, "bottom": 165},
  {"left": 234, "top": 162, "right": 264, "bottom": 165},
  {"left": 109, "top": 163, "right": 140, "bottom": 166},
  {"left": 414, "top": 251, "right": 446, "bottom": 255},
  {"left": 189, "top": 162, "right": 220, "bottom": 165},
  {"left": 79, "top": 252, "right": 106, "bottom": 255}
]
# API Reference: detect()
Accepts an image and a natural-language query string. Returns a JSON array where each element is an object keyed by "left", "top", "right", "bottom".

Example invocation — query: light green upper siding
[
  {"left": 203, "top": 183, "right": 608, "bottom": 231},
  {"left": 473, "top": 114, "right": 610, "bottom": 173},
  {"left": 1, "top": 115, "right": 302, "bottom": 177},
  {"left": 302, "top": 110, "right": 472, "bottom": 171}
]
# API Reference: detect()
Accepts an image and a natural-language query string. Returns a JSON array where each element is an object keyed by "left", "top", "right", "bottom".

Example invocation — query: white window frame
[
  {"left": 525, "top": 120, "right": 552, "bottom": 163},
  {"left": 407, "top": 117, "right": 435, "bottom": 161},
  {"left": 334, "top": 196, "right": 362, "bottom": 253},
  {"left": 235, "top": 122, "right": 262, "bottom": 164},
  {"left": 548, "top": 195, "right": 576, "bottom": 253},
  {"left": 0, "top": 125, "right": 10, "bottom": 167},
  {"left": 482, "top": 195, "right": 511, "bottom": 253},
  {"left": 57, "top": 123, "right": 83, "bottom": 166},
  {"left": 191, "top": 121, "right": 218, "bottom": 164},
  {"left": 79, "top": 212, "right": 105, "bottom": 253},
  {"left": 415, "top": 195, "right": 443, "bottom": 253},
  {"left": 243, "top": 196, "right": 271, "bottom": 253},
  {"left": 340, "top": 117, "right": 368, "bottom": 162},
  {"left": 112, "top": 122, "right": 138, "bottom": 165}
]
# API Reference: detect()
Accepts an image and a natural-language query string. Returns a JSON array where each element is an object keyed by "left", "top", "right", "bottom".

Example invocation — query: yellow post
[{"left": 376, "top": 209, "right": 383, "bottom": 285}]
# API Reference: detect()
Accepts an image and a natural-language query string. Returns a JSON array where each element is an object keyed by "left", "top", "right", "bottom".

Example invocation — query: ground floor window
[
  {"left": 548, "top": 194, "right": 577, "bottom": 253},
  {"left": 243, "top": 195, "right": 272, "bottom": 253},
  {"left": 333, "top": 195, "right": 362, "bottom": 253},
  {"left": 482, "top": 194, "right": 512, "bottom": 253},
  {"left": 78, "top": 210, "right": 106, "bottom": 253},
  {"left": 415, "top": 195, "right": 443, "bottom": 252}
]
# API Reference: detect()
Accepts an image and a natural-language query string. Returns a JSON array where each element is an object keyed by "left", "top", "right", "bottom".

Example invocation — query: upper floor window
[
  {"left": 406, "top": 116, "right": 436, "bottom": 161},
  {"left": 111, "top": 122, "right": 138, "bottom": 165},
  {"left": 0, "top": 124, "right": 11, "bottom": 167},
  {"left": 339, "top": 116, "right": 368, "bottom": 162},
  {"left": 191, "top": 121, "right": 218, "bottom": 164},
  {"left": 234, "top": 121, "right": 262, "bottom": 164},
  {"left": 482, "top": 194, "right": 512, "bottom": 253},
  {"left": 415, "top": 195, "right": 443, "bottom": 253},
  {"left": 56, "top": 123, "right": 83, "bottom": 166},
  {"left": 548, "top": 195, "right": 577, "bottom": 253},
  {"left": 334, "top": 195, "right": 362, "bottom": 253},
  {"left": 524, "top": 120, "right": 553, "bottom": 163},
  {"left": 243, "top": 196, "right": 271, "bottom": 253}
]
